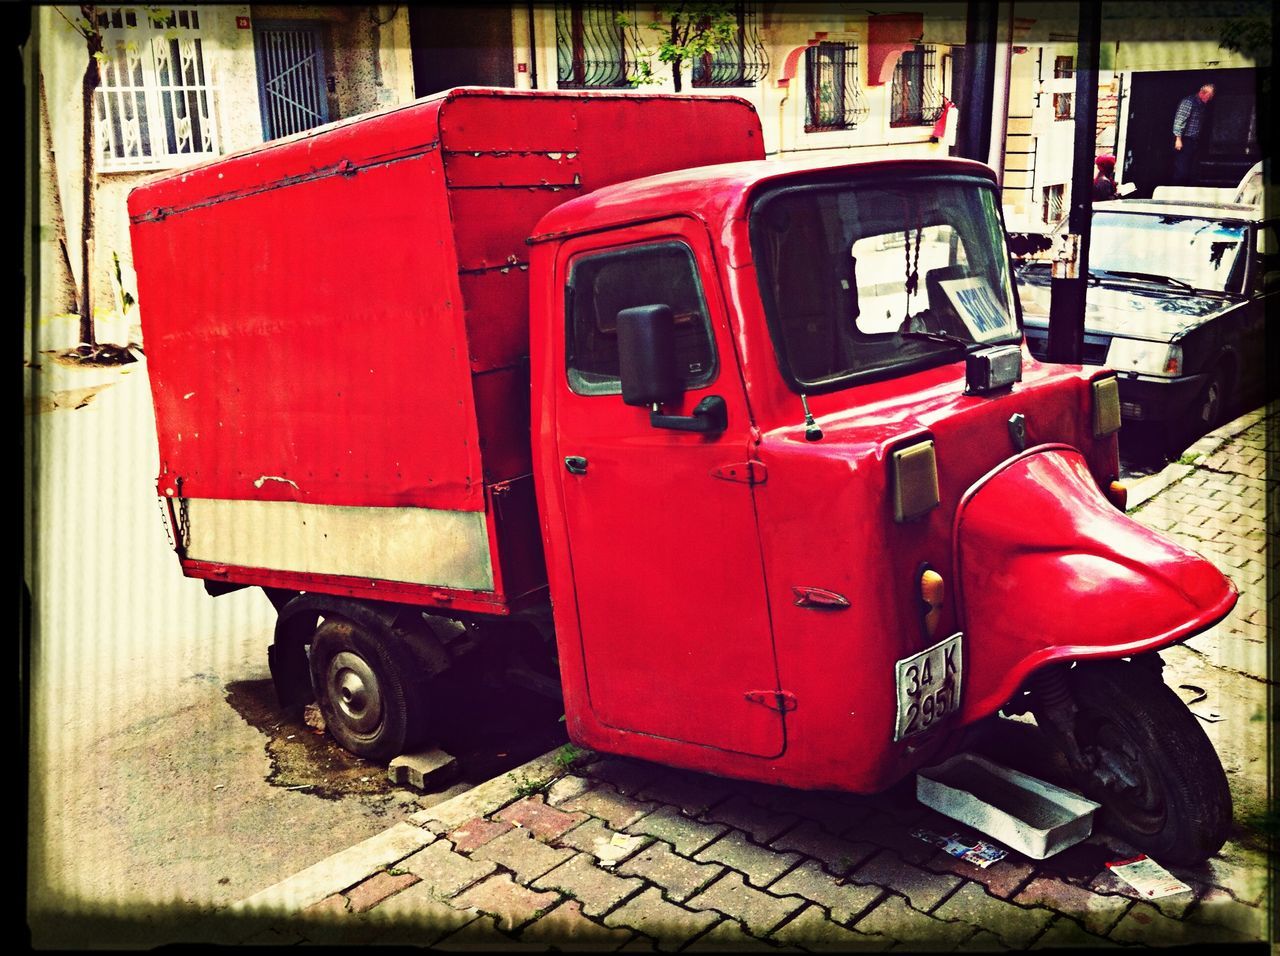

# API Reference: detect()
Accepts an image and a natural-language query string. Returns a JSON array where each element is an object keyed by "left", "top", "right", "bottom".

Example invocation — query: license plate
[{"left": 894, "top": 632, "right": 963, "bottom": 742}]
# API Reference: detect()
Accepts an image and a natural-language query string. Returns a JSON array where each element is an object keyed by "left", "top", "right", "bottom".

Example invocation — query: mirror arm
[{"left": 649, "top": 395, "right": 727, "bottom": 434}]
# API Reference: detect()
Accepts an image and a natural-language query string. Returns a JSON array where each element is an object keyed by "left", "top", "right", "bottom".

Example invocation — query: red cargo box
[{"left": 129, "top": 87, "right": 763, "bottom": 614}]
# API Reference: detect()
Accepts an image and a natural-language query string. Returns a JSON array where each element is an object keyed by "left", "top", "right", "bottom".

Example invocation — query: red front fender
[{"left": 954, "top": 444, "right": 1237, "bottom": 723}]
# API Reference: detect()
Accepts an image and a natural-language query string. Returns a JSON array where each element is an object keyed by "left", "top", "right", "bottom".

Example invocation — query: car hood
[{"left": 1020, "top": 281, "right": 1232, "bottom": 340}]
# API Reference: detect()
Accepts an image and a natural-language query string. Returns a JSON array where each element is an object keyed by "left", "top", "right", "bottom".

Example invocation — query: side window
[{"left": 566, "top": 242, "right": 717, "bottom": 395}]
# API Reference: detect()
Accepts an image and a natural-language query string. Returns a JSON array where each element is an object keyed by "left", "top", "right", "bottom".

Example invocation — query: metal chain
[
  {"left": 157, "top": 495, "right": 175, "bottom": 551},
  {"left": 911, "top": 221, "right": 922, "bottom": 291},
  {"left": 903, "top": 216, "right": 923, "bottom": 323},
  {"left": 174, "top": 476, "right": 191, "bottom": 556}
]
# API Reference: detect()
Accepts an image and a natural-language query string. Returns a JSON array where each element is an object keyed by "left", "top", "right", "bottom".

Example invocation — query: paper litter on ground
[
  {"left": 912, "top": 827, "right": 1008, "bottom": 867},
  {"left": 1106, "top": 854, "right": 1192, "bottom": 898}
]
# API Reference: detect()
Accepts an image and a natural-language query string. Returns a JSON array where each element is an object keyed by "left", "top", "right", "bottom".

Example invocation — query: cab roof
[{"left": 528, "top": 155, "right": 998, "bottom": 243}]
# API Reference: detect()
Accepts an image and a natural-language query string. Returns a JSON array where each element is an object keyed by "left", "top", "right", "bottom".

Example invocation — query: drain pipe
[
  {"left": 777, "top": 88, "right": 788, "bottom": 157},
  {"left": 527, "top": 1, "right": 539, "bottom": 89}
]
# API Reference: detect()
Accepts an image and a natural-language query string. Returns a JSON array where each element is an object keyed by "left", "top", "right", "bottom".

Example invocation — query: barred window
[
  {"left": 1053, "top": 55, "right": 1073, "bottom": 120},
  {"left": 95, "top": 7, "right": 220, "bottom": 171},
  {"left": 254, "top": 22, "right": 329, "bottom": 140},
  {"left": 691, "top": 3, "right": 769, "bottom": 89},
  {"left": 556, "top": 2, "right": 638, "bottom": 89},
  {"left": 805, "top": 42, "right": 869, "bottom": 133},
  {"left": 890, "top": 44, "right": 945, "bottom": 127},
  {"left": 1042, "top": 183, "right": 1065, "bottom": 224}
]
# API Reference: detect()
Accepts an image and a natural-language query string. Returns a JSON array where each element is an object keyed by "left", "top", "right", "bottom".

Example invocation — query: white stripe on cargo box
[{"left": 183, "top": 498, "right": 495, "bottom": 592}]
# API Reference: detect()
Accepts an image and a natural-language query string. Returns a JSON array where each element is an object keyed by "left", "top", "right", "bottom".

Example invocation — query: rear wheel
[
  {"left": 309, "top": 617, "right": 430, "bottom": 762},
  {"left": 1068, "top": 659, "right": 1231, "bottom": 866}
]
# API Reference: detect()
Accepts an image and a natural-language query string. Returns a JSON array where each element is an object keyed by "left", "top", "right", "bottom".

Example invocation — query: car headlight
[{"left": 1105, "top": 339, "right": 1183, "bottom": 376}]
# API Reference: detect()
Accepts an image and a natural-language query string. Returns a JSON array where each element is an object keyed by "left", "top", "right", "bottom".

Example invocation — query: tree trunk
[
  {"left": 668, "top": 12, "right": 683, "bottom": 93},
  {"left": 79, "top": 13, "right": 102, "bottom": 346}
]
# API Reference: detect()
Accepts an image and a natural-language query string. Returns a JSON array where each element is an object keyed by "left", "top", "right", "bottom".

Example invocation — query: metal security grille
[
  {"left": 890, "top": 45, "right": 945, "bottom": 127},
  {"left": 692, "top": 3, "right": 769, "bottom": 88},
  {"left": 556, "top": 2, "right": 637, "bottom": 88},
  {"left": 254, "top": 23, "right": 329, "bottom": 140},
  {"left": 805, "top": 42, "right": 869, "bottom": 132},
  {"left": 1053, "top": 56, "right": 1074, "bottom": 120},
  {"left": 95, "top": 7, "right": 219, "bottom": 170},
  {"left": 1042, "top": 183, "right": 1066, "bottom": 223}
]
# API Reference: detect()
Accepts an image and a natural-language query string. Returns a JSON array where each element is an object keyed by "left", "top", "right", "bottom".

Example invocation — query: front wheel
[
  {"left": 309, "top": 617, "right": 430, "bottom": 762},
  {"left": 1068, "top": 659, "right": 1231, "bottom": 866},
  {"left": 1169, "top": 365, "right": 1227, "bottom": 456}
]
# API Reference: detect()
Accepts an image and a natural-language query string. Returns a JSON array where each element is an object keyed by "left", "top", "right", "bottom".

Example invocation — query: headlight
[{"left": 1105, "top": 339, "right": 1183, "bottom": 376}]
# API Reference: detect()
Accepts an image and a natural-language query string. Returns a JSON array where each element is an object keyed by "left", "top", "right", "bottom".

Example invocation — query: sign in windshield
[
  {"left": 1090, "top": 212, "right": 1248, "bottom": 294},
  {"left": 751, "top": 176, "right": 1019, "bottom": 391}
]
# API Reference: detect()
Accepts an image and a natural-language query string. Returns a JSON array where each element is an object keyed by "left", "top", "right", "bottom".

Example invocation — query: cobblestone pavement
[{"left": 189, "top": 409, "right": 1278, "bottom": 949}]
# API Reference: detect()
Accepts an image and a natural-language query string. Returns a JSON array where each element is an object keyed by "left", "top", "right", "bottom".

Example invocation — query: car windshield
[
  {"left": 750, "top": 175, "right": 1019, "bottom": 391},
  {"left": 1090, "top": 212, "right": 1248, "bottom": 294}
]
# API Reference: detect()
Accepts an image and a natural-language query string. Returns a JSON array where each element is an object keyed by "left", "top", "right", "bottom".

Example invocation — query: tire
[
  {"left": 1068, "top": 659, "right": 1231, "bottom": 866},
  {"left": 1179, "top": 365, "right": 1228, "bottom": 448},
  {"left": 308, "top": 616, "right": 429, "bottom": 762}
]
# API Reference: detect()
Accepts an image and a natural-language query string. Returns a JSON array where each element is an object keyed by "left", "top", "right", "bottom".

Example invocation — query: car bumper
[{"left": 1114, "top": 370, "right": 1208, "bottom": 424}]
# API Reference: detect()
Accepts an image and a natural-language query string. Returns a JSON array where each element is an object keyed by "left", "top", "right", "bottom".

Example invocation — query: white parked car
[{"left": 1018, "top": 195, "right": 1276, "bottom": 450}]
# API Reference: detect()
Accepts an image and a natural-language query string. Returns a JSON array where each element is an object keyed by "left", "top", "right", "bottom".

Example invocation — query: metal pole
[
  {"left": 527, "top": 1, "right": 539, "bottom": 89},
  {"left": 1046, "top": 2, "right": 1101, "bottom": 364},
  {"left": 956, "top": 1, "right": 998, "bottom": 163}
]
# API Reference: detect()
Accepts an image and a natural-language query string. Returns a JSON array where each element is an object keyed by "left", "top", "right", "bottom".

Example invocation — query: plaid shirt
[{"left": 1172, "top": 95, "right": 1206, "bottom": 138}]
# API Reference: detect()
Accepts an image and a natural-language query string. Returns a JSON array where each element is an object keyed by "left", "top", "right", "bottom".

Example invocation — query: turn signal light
[
  {"left": 1107, "top": 480, "right": 1128, "bottom": 511},
  {"left": 1092, "top": 376, "right": 1122, "bottom": 437},
  {"left": 892, "top": 440, "right": 941, "bottom": 522},
  {"left": 920, "top": 569, "right": 945, "bottom": 637}
]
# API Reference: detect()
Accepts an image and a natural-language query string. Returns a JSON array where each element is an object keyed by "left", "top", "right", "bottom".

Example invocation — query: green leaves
[
  {"left": 627, "top": 2, "right": 739, "bottom": 92},
  {"left": 1217, "top": 17, "right": 1271, "bottom": 66}
]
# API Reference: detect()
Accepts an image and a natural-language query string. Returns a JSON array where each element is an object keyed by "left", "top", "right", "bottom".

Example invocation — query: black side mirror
[{"left": 617, "top": 304, "right": 683, "bottom": 407}]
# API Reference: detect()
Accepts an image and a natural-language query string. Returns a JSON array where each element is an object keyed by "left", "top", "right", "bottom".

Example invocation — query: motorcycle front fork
[{"left": 1016, "top": 653, "right": 1163, "bottom": 790}]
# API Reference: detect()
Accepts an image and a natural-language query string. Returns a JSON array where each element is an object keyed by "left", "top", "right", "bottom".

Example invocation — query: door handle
[{"left": 564, "top": 455, "right": 588, "bottom": 475}]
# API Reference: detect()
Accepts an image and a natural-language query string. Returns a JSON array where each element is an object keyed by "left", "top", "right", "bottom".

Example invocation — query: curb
[
  {"left": 1125, "top": 409, "right": 1265, "bottom": 512},
  {"left": 229, "top": 747, "right": 566, "bottom": 916}
]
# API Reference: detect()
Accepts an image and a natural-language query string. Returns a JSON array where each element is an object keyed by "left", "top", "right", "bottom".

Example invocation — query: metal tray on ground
[{"left": 916, "top": 752, "right": 1101, "bottom": 859}]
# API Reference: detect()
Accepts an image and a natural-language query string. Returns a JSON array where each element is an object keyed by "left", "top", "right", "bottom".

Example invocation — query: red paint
[
  {"left": 130, "top": 88, "right": 763, "bottom": 612},
  {"left": 954, "top": 444, "right": 1238, "bottom": 723},
  {"left": 867, "top": 13, "right": 923, "bottom": 87},
  {"left": 528, "top": 155, "right": 1231, "bottom": 793},
  {"left": 777, "top": 37, "right": 825, "bottom": 88},
  {"left": 133, "top": 89, "right": 1236, "bottom": 798},
  {"left": 546, "top": 216, "right": 784, "bottom": 759}
]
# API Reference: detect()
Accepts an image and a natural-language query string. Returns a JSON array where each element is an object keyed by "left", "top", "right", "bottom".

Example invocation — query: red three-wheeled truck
[{"left": 129, "top": 88, "right": 1236, "bottom": 866}]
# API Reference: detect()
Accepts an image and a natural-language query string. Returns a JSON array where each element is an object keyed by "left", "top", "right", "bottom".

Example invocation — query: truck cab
[{"left": 528, "top": 157, "right": 1227, "bottom": 797}]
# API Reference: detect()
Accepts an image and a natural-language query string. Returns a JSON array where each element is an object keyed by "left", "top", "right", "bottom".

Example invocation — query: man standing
[{"left": 1172, "top": 83, "right": 1215, "bottom": 185}]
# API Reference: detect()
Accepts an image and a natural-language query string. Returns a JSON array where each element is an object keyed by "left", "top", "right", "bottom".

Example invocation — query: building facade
[
  {"left": 997, "top": 2, "right": 1263, "bottom": 235},
  {"left": 33, "top": 2, "right": 981, "bottom": 348},
  {"left": 33, "top": 4, "right": 416, "bottom": 348},
  {"left": 39, "top": 3, "right": 1261, "bottom": 347}
]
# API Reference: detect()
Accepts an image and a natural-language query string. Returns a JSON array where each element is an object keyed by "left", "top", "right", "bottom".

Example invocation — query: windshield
[
  {"left": 1090, "top": 212, "right": 1248, "bottom": 293},
  {"left": 750, "top": 175, "right": 1019, "bottom": 390}
]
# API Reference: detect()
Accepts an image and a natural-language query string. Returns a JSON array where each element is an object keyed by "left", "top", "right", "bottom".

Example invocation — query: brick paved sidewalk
[{"left": 210, "top": 408, "right": 1275, "bottom": 951}]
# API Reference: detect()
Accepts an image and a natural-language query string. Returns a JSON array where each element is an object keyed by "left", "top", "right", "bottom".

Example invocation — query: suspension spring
[{"left": 1027, "top": 665, "right": 1073, "bottom": 711}]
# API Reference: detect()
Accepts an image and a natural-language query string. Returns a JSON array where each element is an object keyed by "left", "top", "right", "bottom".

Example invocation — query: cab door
[{"left": 551, "top": 218, "right": 784, "bottom": 757}]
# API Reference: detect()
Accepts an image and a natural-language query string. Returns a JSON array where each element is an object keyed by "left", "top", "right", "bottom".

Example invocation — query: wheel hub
[
  {"left": 327, "top": 651, "right": 383, "bottom": 734},
  {"left": 1086, "top": 725, "right": 1165, "bottom": 826}
]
